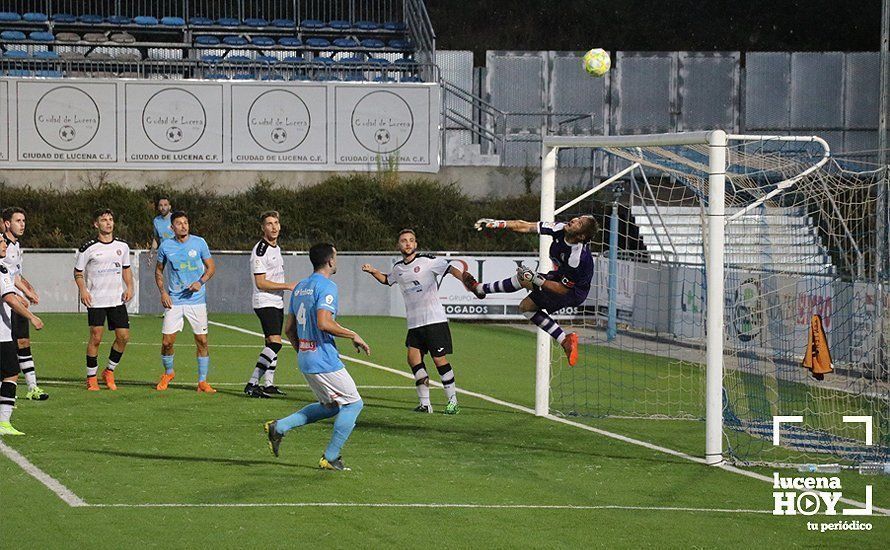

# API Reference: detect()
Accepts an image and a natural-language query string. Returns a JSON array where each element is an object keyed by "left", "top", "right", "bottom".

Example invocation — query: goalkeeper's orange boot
[
  {"left": 101, "top": 368, "right": 117, "bottom": 391},
  {"left": 197, "top": 380, "right": 217, "bottom": 393},
  {"left": 562, "top": 333, "right": 579, "bottom": 367},
  {"left": 86, "top": 376, "right": 100, "bottom": 391},
  {"left": 156, "top": 371, "right": 175, "bottom": 391}
]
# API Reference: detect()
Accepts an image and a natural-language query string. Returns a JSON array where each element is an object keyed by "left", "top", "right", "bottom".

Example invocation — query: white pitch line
[
  {"left": 0, "top": 440, "right": 87, "bottom": 507},
  {"left": 209, "top": 320, "right": 889, "bottom": 517},
  {"left": 88, "top": 501, "right": 772, "bottom": 514},
  {"left": 35, "top": 379, "right": 411, "bottom": 391}
]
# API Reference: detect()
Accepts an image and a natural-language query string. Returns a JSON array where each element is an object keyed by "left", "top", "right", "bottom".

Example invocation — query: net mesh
[{"left": 548, "top": 137, "right": 889, "bottom": 467}]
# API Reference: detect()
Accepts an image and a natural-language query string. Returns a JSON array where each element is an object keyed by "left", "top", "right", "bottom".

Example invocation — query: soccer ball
[{"left": 582, "top": 48, "right": 611, "bottom": 77}]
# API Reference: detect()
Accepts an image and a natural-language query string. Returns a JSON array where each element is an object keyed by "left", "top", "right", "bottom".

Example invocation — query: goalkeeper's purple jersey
[{"left": 537, "top": 222, "right": 594, "bottom": 298}]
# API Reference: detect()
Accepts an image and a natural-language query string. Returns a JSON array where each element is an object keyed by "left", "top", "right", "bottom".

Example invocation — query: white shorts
[
  {"left": 304, "top": 369, "right": 361, "bottom": 406},
  {"left": 162, "top": 304, "right": 209, "bottom": 335}
]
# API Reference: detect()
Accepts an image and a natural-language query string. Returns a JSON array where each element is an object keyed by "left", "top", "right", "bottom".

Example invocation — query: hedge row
[{"left": 0, "top": 175, "right": 605, "bottom": 252}]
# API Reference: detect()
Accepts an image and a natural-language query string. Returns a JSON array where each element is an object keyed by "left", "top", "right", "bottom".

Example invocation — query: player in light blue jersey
[
  {"left": 154, "top": 211, "right": 217, "bottom": 393},
  {"left": 151, "top": 197, "right": 174, "bottom": 249},
  {"left": 265, "top": 243, "right": 370, "bottom": 471}
]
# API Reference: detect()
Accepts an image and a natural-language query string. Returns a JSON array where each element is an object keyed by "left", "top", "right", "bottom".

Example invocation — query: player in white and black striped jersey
[
  {"left": 362, "top": 229, "right": 464, "bottom": 414},
  {"left": 73, "top": 209, "right": 134, "bottom": 391},
  {"left": 244, "top": 211, "right": 297, "bottom": 398}
]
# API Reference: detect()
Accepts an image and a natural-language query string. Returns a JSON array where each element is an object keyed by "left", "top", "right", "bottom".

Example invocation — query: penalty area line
[{"left": 0, "top": 440, "right": 87, "bottom": 507}]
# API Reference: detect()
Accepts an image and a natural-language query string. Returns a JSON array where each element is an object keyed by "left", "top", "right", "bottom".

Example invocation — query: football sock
[
  {"left": 324, "top": 400, "right": 364, "bottom": 461},
  {"left": 263, "top": 342, "right": 282, "bottom": 387},
  {"left": 250, "top": 346, "right": 273, "bottom": 385},
  {"left": 276, "top": 402, "right": 339, "bottom": 434},
  {"left": 436, "top": 363, "right": 457, "bottom": 402},
  {"left": 411, "top": 363, "right": 431, "bottom": 406},
  {"left": 161, "top": 354, "right": 174, "bottom": 374},
  {"left": 0, "top": 381, "right": 16, "bottom": 422},
  {"left": 524, "top": 310, "right": 566, "bottom": 344},
  {"left": 482, "top": 275, "right": 522, "bottom": 295},
  {"left": 197, "top": 356, "right": 210, "bottom": 382},
  {"left": 107, "top": 347, "right": 123, "bottom": 372},
  {"left": 18, "top": 347, "right": 36, "bottom": 389},
  {"left": 86, "top": 355, "right": 99, "bottom": 379}
]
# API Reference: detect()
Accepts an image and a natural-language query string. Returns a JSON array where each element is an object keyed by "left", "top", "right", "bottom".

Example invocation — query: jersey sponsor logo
[
  {"left": 298, "top": 339, "right": 317, "bottom": 352},
  {"left": 188, "top": 249, "right": 198, "bottom": 258}
]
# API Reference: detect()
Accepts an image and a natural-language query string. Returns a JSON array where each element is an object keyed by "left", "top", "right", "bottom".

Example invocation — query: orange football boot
[
  {"left": 101, "top": 368, "right": 117, "bottom": 390},
  {"left": 86, "top": 377, "right": 100, "bottom": 391},
  {"left": 156, "top": 371, "right": 175, "bottom": 391},
  {"left": 196, "top": 380, "right": 217, "bottom": 393},
  {"left": 562, "top": 333, "right": 579, "bottom": 367}
]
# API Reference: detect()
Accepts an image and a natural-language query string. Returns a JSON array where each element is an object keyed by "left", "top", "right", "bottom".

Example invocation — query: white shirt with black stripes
[
  {"left": 388, "top": 254, "right": 451, "bottom": 329},
  {"left": 74, "top": 238, "right": 131, "bottom": 309}
]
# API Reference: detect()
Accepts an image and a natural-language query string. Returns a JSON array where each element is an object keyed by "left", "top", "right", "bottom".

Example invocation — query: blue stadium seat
[
  {"left": 367, "top": 57, "right": 390, "bottom": 66},
  {"left": 333, "top": 37, "right": 359, "bottom": 48},
  {"left": 216, "top": 18, "right": 240, "bottom": 27},
  {"left": 282, "top": 56, "right": 306, "bottom": 64},
  {"left": 190, "top": 17, "right": 213, "bottom": 26},
  {"left": 373, "top": 76, "right": 396, "bottom": 82},
  {"left": 312, "top": 56, "right": 334, "bottom": 65},
  {"left": 223, "top": 36, "right": 248, "bottom": 46},
  {"left": 201, "top": 54, "right": 223, "bottom": 63},
  {"left": 134, "top": 16, "right": 158, "bottom": 26},
  {"left": 278, "top": 37, "right": 301, "bottom": 47},
  {"left": 6, "top": 69, "right": 32, "bottom": 76},
  {"left": 355, "top": 21, "right": 380, "bottom": 31},
  {"left": 232, "top": 73, "right": 256, "bottom": 80},
  {"left": 226, "top": 55, "right": 252, "bottom": 63},
  {"left": 107, "top": 15, "right": 131, "bottom": 25},
  {"left": 3, "top": 49, "right": 28, "bottom": 58},
  {"left": 329, "top": 20, "right": 351, "bottom": 30},
  {"left": 33, "top": 50, "right": 59, "bottom": 59},
  {"left": 204, "top": 73, "right": 228, "bottom": 79},
  {"left": 388, "top": 39, "right": 412, "bottom": 50},
  {"left": 300, "top": 19, "right": 324, "bottom": 29},
  {"left": 251, "top": 36, "right": 275, "bottom": 47},
  {"left": 36, "top": 69, "right": 63, "bottom": 78},
  {"left": 316, "top": 74, "right": 341, "bottom": 81},
  {"left": 401, "top": 75, "right": 422, "bottom": 82},
  {"left": 244, "top": 18, "right": 268, "bottom": 28},
  {"left": 305, "top": 37, "right": 330, "bottom": 48},
  {"left": 29, "top": 31, "right": 54, "bottom": 42},
  {"left": 272, "top": 19, "right": 295, "bottom": 29},
  {"left": 195, "top": 35, "right": 220, "bottom": 46},
  {"left": 262, "top": 74, "right": 285, "bottom": 81},
  {"left": 23, "top": 12, "right": 48, "bottom": 23},
  {"left": 0, "top": 12, "right": 21, "bottom": 23},
  {"left": 289, "top": 74, "right": 310, "bottom": 81},
  {"left": 361, "top": 38, "right": 385, "bottom": 49},
  {"left": 340, "top": 56, "right": 364, "bottom": 65},
  {"left": 79, "top": 14, "right": 105, "bottom": 24},
  {"left": 52, "top": 13, "right": 77, "bottom": 23},
  {"left": 384, "top": 21, "right": 407, "bottom": 32},
  {"left": 394, "top": 57, "right": 417, "bottom": 66},
  {"left": 256, "top": 55, "right": 278, "bottom": 64},
  {"left": 1, "top": 30, "right": 26, "bottom": 40},
  {"left": 162, "top": 16, "right": 185, "bottom": 26},
  {"left": 344, "top": 73, "right": 365, "bottom": 82}
]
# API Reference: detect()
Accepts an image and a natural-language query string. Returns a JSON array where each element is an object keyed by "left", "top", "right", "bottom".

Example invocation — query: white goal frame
[{"left": 537, "top": 130, "right": 831, "bottom": 466}]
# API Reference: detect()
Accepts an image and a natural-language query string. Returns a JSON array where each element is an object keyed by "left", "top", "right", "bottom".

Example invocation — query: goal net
[{"left": 538, "top": 131, "right": 889, "bottom": 468}]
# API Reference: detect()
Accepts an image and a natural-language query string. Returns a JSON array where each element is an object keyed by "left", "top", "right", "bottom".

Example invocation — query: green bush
[{"left": 0, "top": 175, "right": 604, "bottom": 252}]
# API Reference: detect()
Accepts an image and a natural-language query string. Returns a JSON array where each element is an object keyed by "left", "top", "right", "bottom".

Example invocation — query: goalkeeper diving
[{"left": 462, "top": 217, "right": 598, "bottom": 366}]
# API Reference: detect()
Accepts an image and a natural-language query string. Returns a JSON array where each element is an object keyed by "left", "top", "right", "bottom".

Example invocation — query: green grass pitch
[{"left": 1, "top": 313, "right": 887, "bottom": 548}]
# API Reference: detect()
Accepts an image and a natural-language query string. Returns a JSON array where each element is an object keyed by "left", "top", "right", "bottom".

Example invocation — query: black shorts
[
  {"left": 0, "top": 340, "right": 20, "bottom": 378},
  {"left": 87, "top": 305, "right": 130, "bottom": 330},
  {"left": 255, "top": 307, "right": 284, "bottom": 338},
  {"left": 11, "top": 311, "right": 28, "bottom": 340},
  {"left": 405, "top": 322, "right": 453, "bottom": 357}
]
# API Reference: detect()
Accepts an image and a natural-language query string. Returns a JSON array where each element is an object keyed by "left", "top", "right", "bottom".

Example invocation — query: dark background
[{"left": 427, "top": 0, "right": 882, "bottom": 64}]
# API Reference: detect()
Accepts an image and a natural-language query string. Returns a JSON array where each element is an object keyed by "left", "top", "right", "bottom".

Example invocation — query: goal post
[{"left": 534, "top": 130, "right": 879, "bottom": 468}]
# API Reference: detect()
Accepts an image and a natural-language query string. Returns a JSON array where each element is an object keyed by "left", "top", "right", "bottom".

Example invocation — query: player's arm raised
[
  {"left": 316, "top": 309, "right": 371, "bottom": 356},
  {"left": 361, "top": 264, "right": 389, "bottom": 285},
  {"left": 516, "top": 266, "right": 573, "bottom": 296},
  {"left": 474, "top": 218, "right": 538, "bottom": 233}
]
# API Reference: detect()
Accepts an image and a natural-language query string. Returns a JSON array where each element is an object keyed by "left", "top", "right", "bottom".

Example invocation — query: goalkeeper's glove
[
  {"left": 474, "top": 218, "right": 507, "bottom": 231},
  {"left": 517, "top": 267, "right": 546, "bottom": 289}
]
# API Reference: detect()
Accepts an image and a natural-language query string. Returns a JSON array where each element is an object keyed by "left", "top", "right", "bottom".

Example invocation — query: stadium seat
[
  {"left": 1, "top": 30, "right": 26, "bottom": 40},
  {"left": 333, "top": 37, "right": 358, "bottom": 48},
  {"left": 373, "top": 75, "right": 396, "bottom": 82},
  {"left": 6, "top": 69, "right": 33, "bottom": 76},
  {"left": 394, "top": 57, "right": 417, "bottom": 66},
  {"left": 289, "top": 73, "right": 310, "bottom": 81},
  {"left": 367, "top": 57, "right": 390, "bottom": 66},
  {"left": 223, "top": 35, "right": 248, "bottom": 46},
  {"left": 83, "top": 32, "right": 108, "bottom": 42},
  {"left": 203, "top": 73, "right": 228, "bottom": 79},
  {"left": 33, "top": 50, "right": 59, "bottom": 59},
  {"left": 316, "top": 74, "right": 341, "bottom": 81},
  {"left": 305, "top": 37, "right": 330, "bottom": 48},
  {"left": 232, "top": 73, "right": 255, "bottom": 80},
  {"left": 262, "top": 74, "right": 285, "bottom": 81},
  {"left": 201, "top": 54, "right": 223, "bottom": 63},
  {"left": 195, "top": 35, "right": 220, "bottom": 46},
  {"left": 256, "top": 55, "right": 278, "bottom": 64},
  {"left": 244, "top": 18, "right": 268, "bottom": 28},
  {"left": 278, "top": 37, "right": 301, "bottom": 47},
  {"left": 361, "top": 38, "right": 385, "bottom": 49},
  {"left": 216, "top": 18, "right": 240, "bottom": 27},
  {"left": 114, "top": 51, "right": 141, "bottom": 61},
  {"left": 251, "top": 36, "right": 275, "bottom": 47},
  {"left": 226, "top": 55, "right": 252, "bottom": 63},
  {"left": 23, "top": 12, "right": 48, "bottom": 23},
  {"left": 388, "top": 39, "right": 412, "bottom": 50},
  {"left": 59, "top": 51, "right": 86, "bottom": 60},
  {"left": 134, "top": 16, "right": 159, "bottom": 26},
  {"left": 36, "top": 69, "right": 64, "bottom": 78},
  {"left": 344, "top": 73, "right": 365, "bottom": 81},
  {"left": 329, "top": 20, "right": 351, "bottom": 30},
  {"left": 384, "top": 21, "right": 407, "bottom": 32},
  {"left": 340, "top": 56, "right": 364, "bottom": 65},
  {"left": 79, "top": 14, "right": 105, "bottom": 24},
  {"left": 0, "top": 12, "right": 21, "bottom": 22},
  {"left": 56, "top": 32, "right": 80, "bottom": 42},
  {"left": 300, "top": 19, "right": 324, "bottom": 29},
  {"left": 355, "top": 21, "right": 380, "bottom": 31},
  {"left": 161, "top": 16, "right": 185, "bottom": 26},
  {"left": 272, "top": 19, "right": 295, "bottom": 29},
  {"left": 312, "top": 56, "right": 334, "bottom": 65},
  {"left": 107, "top": 15, "right": 131, "bottom": 25},
  {"left": 29, "top": 31, "right": 54, "bottom": 42},
  {"left": 87, "top": 51, "right": 112, "bottom": 60},
  {"left": 282, "top": 55, "right": 306, "bottom": 64},
  {"left": 401, "top": 75, "right": 422, "bottom": 82},
  {"left": 111, "top": 32, "right": 135, "bottom": 43},
  {"left": 3, "top": 49, "right": 28, "bottom": 58},
  {"left": 190, "top": 17, "right": 213, "bottom": 26},
  {"left": 52, "top": 13, "right": 77, "bottom": 23}
]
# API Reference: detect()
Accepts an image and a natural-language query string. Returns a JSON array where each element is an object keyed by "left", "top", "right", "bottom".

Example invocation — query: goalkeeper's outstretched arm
[{"left": 474, "top": 219, "right": 538, "bottom": 233}]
